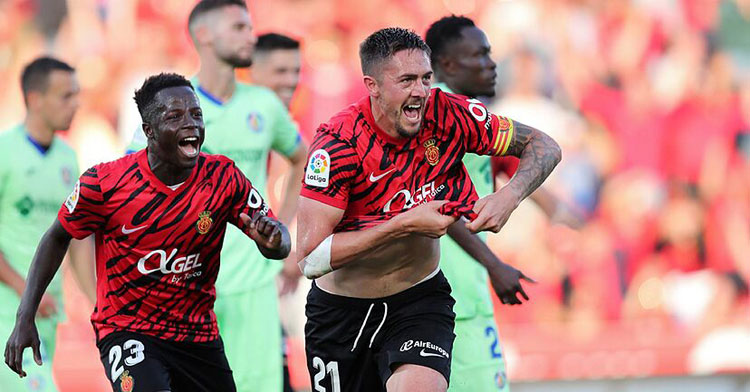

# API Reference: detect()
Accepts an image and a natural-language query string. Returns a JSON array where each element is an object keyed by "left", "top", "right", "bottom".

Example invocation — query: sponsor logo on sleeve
[
  {"left": 305, "top": 149, "right": 330, "bottom": 188},
  {"left": 399, "top": 339, "right": 449, "bottom": 359},
  {"left": 64, "top": 180, "right": 80, "bottom": 213}
]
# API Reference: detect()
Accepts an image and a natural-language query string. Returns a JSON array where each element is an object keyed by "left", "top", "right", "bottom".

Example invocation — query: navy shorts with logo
[
  {"left": 97, "top": 330, "right": 236, "bottom": 392},
  {"left": 305, "top": 270, "right": 456, "bottom": 392}
]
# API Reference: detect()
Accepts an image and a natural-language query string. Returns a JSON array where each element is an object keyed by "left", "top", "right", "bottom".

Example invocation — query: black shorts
[
  {"left": 305, "top": 270, "right": 456, "bottom": 392},
  {"left": 97, "top": 331, "right": 236, "bottom": 392}
]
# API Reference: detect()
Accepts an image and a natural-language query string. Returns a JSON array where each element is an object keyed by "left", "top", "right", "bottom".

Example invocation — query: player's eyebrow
[{"left": 398, "top": 71, "right": 432, "bottom": 80}]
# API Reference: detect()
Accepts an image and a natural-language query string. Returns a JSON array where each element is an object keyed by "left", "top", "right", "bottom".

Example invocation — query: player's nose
[{"left": 411, "top": 83, "right": 428, "bottom": 98}]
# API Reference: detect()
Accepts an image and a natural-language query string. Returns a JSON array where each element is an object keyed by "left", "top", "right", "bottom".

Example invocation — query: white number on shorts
[
  {"left": 108, "top": 345, "right": 123, "bottom": 382},
  {"left": 312, "top": 356, "right": 341, "bottom": 392},
  {"left": 123, "top": 339, "right": 146, "bottom": 366},
  {"left": 108, "top": 339, "right": 146, "bottom": 382}
]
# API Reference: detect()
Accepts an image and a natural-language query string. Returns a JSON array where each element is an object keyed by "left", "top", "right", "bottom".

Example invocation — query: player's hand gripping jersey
[
  {"left": 301, "top": 88, "right": 515, "bottom": 229},
  {"left": 57, "top": 150, "right": 272, "bottom": 343}
]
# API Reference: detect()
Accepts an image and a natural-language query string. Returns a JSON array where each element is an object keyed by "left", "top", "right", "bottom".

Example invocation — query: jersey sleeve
[
  {"left": 299, "top": 130, "right": 358, "bottom": 210},
  {"left": 269, "top": 95, "right": 302, "bottom": 157},
  {"left": 57, "top": 167, "right": 106, "bottom": 239},
  {"left": 441, "top": 92, "right": 515, "bottom": 157},
  {"left": 226, "top": 162, "right": 275, "bottom": 228}
]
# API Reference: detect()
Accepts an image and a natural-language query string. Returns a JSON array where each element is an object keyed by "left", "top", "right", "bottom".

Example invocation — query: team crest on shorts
[
  {"left": 119, "top": 370, "right": 134, "bottom": 392},
  {"left": 424, "top": 139, "right": 440, "bottom": 166},
  {"left": 196, "top": 211, "right": 213, "bottom": 235}
]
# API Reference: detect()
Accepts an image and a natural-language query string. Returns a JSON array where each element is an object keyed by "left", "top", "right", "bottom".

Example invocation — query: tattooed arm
[{"left": 466, "top": 121, "right": 561, "bottom": 233}]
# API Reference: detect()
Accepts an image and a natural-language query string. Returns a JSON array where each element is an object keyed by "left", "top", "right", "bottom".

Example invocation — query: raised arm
[
  {"left": 5, "top": 219, "right": 72, "bottom": 378},
  {"left": 296, "top": 197, "right": 456, "bottom": 279},
  {"left": 467, "top": 121, "right": 561, "bottom": 233}
]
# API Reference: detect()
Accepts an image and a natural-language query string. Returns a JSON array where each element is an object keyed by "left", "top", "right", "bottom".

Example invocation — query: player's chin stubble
[
  {"left": 225, "top": 55, "right": 253, "bottom": 68},
  {"left": 395, "top": 113, "right": 420, "bottom": 138}
]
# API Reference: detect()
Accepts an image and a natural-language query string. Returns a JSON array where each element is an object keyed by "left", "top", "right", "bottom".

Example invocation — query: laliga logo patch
[
  {"left": 305, "top": 149, "right": 330, "bottom": 188},
  {"left": 120, "top": 370, "right": 134, "bottom": 392},
  {"left": 196, "top": 211, "right": 212, "bottom": 235},
  {"left": 424, "top": 139, "right": 440, "bottom": 166},
  {"left": 64, "top": 180, "right": 80, "bottom": 213}
]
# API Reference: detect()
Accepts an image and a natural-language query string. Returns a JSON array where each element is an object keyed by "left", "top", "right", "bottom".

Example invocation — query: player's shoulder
[
  {"left": 317, "top": 97, "right": 370, "bottom": 143},
  {"left": 428, "top": 87, "right": 471, "bottom": 110},
  {"left": 198, "top": 151, "right": 235, "bottom": 166},
  {"left": 0, "top": 125, "right": 24, "bottom": 145},
  {"left": 88, "top": 149, "right": 141, "bottom": 178}
]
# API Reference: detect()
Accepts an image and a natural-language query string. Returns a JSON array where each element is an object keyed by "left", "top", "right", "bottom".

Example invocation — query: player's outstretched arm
[
  {"left": 468, "top": 121, "right": 561, "bottom": 233},
  {"left": 297, "top": 197, "right": 457, "bottom": 279},
  {"left": 4, "top": 219, "right": 72, "bottom": 378},
  {"left": 240, "top": 212, "right": 291, "bottom": 260},
  {"left": 446, "top": 220, "right": 534, "bottom": 305}
]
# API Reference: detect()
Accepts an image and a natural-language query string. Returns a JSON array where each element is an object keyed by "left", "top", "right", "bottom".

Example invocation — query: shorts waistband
[{"left": 310, "top": 270, "right": 448, "bottom": 310}]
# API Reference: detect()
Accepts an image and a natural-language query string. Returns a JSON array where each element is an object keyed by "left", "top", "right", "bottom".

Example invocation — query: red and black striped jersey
[
  {"left": 57, "top": 149, "right": 272, "bottom": 343},
  {"left": 300, "top": 88, "right": 515, "bottom": 232}
]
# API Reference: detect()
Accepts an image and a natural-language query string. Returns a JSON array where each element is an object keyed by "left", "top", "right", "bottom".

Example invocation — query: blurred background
[{"left": 0, "top": 0, "right": 749, "bottom": 391}]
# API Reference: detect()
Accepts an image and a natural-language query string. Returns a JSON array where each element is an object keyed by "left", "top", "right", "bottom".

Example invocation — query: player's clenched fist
[
  {"left": 240, "top": 212, "right": 291, "bottom": 259},
  {"left": 397, "top": 200, "right": 458, "bottom": 238}
]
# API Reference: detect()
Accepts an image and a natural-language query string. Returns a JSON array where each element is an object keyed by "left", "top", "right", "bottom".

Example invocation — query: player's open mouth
[
  {"left": 403, "top": 103, "right": 422, "bottom": 123},
  {"left": 178, "top": 136, "right": 200, "bottom": 158}
]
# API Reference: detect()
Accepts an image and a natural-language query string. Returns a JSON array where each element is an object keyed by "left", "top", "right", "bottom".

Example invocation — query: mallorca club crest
[
  {"left": 196, "top": 211, "right": 213, "bottom": 235},
  {"left": 119, "top": 370, "right": 134, "bottom": 392},
  {"left": 424, "top": 139, "right": 440, "bottom": 166}
]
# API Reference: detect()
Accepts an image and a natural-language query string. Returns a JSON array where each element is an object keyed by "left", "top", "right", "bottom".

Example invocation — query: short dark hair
[
  {"left": 425, "top": 15, "right": 475, "bottom": 69},
  {"left": 188, "top": 0, "right": 247, "bottom": 30},
  {"left": 359, "top": 27, "right": 430, "bottom": 76},
  {"left": 20, "top": 56, "right": 74, "bottom": 103},
  {"left": 255, "top": 33, "right": 300, "bottom": 53},
  {"left": 134, "top": 73, "right": 194, "bottom": 124}
]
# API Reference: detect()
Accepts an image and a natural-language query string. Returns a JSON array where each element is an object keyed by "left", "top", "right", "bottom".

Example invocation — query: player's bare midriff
[{"left": 315, "top": 234, "right": 440, "bottom": 298}]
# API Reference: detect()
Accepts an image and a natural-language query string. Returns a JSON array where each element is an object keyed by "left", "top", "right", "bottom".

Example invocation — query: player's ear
[
  {"left": 193, "top": 23, "right": 213, "bottom": 47},
  {"left": 438, "top": 55, "right": 456, "bottom": 76},
  {"left": 25, "top": 91, "right": 42, "bottom": 111},
  {"left": 142, "top": 123, "right": 155, "bottom": 140},
  {"left": 363, "top": 75, "right": 379, "bottom": 97}
]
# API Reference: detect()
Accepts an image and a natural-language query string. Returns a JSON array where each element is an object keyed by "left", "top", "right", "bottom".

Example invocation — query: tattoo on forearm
[{"left": 504, "top": 122, "right": 561, "bottom": 201}]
